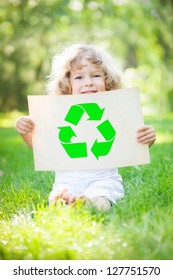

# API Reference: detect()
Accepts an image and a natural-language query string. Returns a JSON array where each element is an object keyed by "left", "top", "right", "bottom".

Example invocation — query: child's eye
[
  {"left": 75, "top": 75, "right": 82, "bottom": 80},
  {"left": 93, "top": 74, "right": 101, "bottom": 78}
]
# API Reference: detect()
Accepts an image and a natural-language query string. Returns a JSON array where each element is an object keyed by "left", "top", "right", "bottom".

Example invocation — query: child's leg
[{"left": 83, "top": 179, "right": 124, "bottom": 211}]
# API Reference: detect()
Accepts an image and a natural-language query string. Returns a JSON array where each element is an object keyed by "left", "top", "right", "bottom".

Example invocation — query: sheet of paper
[{"left": 28, "top": 87, "right": 150, "bottom": 171}]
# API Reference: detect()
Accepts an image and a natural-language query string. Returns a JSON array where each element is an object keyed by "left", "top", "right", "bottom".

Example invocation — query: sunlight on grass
[
  {"left": 0, "top": 111, "right": 25, "bottom": 128},
  {"left": 156, "top": 133, "right": 173, "bottom": 144},
  {"left": 145, "top": 113, "right": 173, "bottom": 144},
  {"left": 1, "top": 201, "right": 173, "bottom": 260}
]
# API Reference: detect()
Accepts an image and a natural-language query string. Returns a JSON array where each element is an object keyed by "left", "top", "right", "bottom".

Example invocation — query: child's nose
[{"left": 85, "top": 76, "right": 93, "bottom": 86}]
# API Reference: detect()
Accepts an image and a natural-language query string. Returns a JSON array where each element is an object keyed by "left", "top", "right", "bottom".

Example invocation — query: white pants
[{"left": 49, "top": 168, "right": 124, "bottom": 204}]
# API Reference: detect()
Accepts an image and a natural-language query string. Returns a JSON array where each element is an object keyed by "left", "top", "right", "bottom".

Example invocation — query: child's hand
[
  {"left": 136, "top": 125, "right": 156, "bottom": 147},
  {"left": 15, "top": 116, "right": 35, "bottom": 135}
]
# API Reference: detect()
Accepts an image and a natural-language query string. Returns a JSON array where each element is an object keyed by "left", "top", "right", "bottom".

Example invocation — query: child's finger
[
  {"left": 140, "top": 138, "right": 156, "bottom": 145},
  {"left": 18, "top": 124, "right": 33, "bottom": 133},
  {"left": 24, "top": 118, "right": 35, "bottom": 126},
  {"left": 137, "top": 137, "right": 155, "bottom": 144},
  {"left": 137, "top": 132, "right": 154, "bottom": 142},
  {"left": 136, "top": 125, "right": 153, "bottom": 132},
  {"left": 22, "top": 121, "right": 35, "bottom": 130}
]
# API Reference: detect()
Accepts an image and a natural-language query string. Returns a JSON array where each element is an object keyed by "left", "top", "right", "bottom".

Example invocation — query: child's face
[{"left": 70, "top": 57, "right": 105, "bottom": 95}]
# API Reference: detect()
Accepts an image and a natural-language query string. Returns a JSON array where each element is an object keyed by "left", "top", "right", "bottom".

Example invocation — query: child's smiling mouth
[{"left": 82, "top": 90, "right": 97, "bottom": 94}]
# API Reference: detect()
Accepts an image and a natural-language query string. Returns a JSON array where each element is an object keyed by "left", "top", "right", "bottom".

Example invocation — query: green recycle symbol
[{"left": 58, "top": 103, "right": 116, "bottom": 160}]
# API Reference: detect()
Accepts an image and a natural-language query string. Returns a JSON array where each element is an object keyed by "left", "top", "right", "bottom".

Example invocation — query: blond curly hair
[{"left": 47, "top": 44, "right": 123, "bottom": 95}]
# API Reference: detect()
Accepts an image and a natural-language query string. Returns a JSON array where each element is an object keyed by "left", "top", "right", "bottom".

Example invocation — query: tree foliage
[{"left": 0, "top": 0, "right": 172, "bottom": 113}]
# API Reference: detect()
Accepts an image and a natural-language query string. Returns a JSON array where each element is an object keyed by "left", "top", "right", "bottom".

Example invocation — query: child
[{"left": 15, "top": 44, "right": 156, "bottom": 211}]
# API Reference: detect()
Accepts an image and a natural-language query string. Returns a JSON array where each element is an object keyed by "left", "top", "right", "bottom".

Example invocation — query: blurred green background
[{"left": 0, "top": 0, "right": 172, "bottom": 115}]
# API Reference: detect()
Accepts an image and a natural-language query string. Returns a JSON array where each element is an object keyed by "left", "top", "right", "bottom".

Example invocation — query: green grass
[{"left": 0, "top": 112, "right": 173, "bottom": 260}]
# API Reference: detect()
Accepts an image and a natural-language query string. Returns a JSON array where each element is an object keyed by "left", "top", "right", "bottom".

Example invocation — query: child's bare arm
[
  {"left": 136, "top": 125, "right": 156, "bottom": 148},
  {"left": 15, "top": 116, "right": 35, "bottom": 148}
]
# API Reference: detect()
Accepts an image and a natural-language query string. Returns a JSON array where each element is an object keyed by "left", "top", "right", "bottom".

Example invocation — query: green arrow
[
  {"left": 79, "top": 103, "right": 105, "bottom": 121},
  {"left": 64, "top": 103, "right": 105, "bottom": 125},
  {"left": 91, "top": 120, "right": 116, "bottom": 159},
  {"left": 58, "top": 126, "right": 76, "bottom": 143},
  {"left": 91, "top": 139, "right": 115, "bottom": 160},
  {"left": 96, "top": 119, "right": 116, "bottom": 141},
  {"left": 61, "top": 143, "right": 87, "bottom": 158},
  {"left": 65, "top": 105, "right": 84, "bottom": 125}
]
